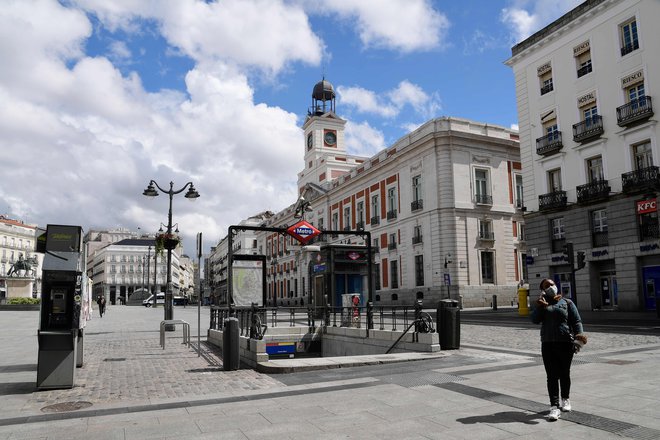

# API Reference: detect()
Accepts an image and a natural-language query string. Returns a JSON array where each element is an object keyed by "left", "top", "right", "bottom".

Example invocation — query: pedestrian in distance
[
  {"left": 532, "top": 278, "right": 588, "bottom": 421},
  {"left": 96, "top": 295, "right": 106, "bottom": 318}
]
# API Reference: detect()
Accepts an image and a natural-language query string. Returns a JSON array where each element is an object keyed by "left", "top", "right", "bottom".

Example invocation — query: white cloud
[
  {"left": 0, "top": 0, "right": 304, "bottom": 251},
  {"left": 344, "top": 121, "right": 386, "bottom": 157},
  {"left": 338, "top": 81, "right": 441, "bottom": 120},
  {"left": 501, "top": 0, "right": 583, "bottom": 43},
  {"left": 74, "top": 0, "right": 324, "bottom": 73},
  {"left": 510, "top": 123, "right": 519, "bottom": 131},
  {"left": 108, "top": 40, "right": 131, "bottom": 61},
  {"left": 321, "top": 0, "right": 449, "bottom": 52}
]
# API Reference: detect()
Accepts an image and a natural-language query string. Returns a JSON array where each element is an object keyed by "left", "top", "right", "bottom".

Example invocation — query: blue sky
[{"left": 0, "top": 0, "right": 582, "bottom": 252}]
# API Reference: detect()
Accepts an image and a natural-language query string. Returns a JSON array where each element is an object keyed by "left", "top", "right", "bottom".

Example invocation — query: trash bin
[
  {"left": 518, "top": 288, "right": 529, "bottom": 316},
  {"left": 223, "top": 317, "right": 240, "bottom": 371},
  {"left": 436, "top": 299, "right": 460, "bottom": 350}
]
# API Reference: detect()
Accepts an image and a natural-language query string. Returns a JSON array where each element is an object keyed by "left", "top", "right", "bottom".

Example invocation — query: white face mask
[{"left": 543, "top": 284, "right": 558, "bottom": 298}]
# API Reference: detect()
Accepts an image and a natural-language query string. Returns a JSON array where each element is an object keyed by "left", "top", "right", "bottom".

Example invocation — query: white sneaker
[
  {"left": 561, "top": 398, "right": 572, "bottom": 412},
  {"left": 548, "top": 406, "right": 561, "bottom": 421}
]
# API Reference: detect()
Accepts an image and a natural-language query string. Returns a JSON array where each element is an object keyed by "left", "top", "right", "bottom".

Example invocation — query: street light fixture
[{"left": 142, "top": 180, "right": 200, "bottom": 329}]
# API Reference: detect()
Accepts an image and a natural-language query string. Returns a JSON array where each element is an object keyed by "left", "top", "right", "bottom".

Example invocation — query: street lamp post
[{"left": 142, "top": 180, "right": 200, "bottom": 329}]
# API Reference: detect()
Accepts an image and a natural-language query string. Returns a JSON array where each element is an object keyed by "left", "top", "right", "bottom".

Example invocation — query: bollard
[
  {"left": 492, "top": 294, "right": 498, "bottom": 311},
  {"left": 223, "top": 318, "right": 240, "bottom": 371},
  {"left": 518, "top": 287, "right": 529, "bottom": 316}
]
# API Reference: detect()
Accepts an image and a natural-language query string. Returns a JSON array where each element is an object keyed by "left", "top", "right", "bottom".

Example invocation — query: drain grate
[
  {"left": 103, "top": 358, "right": 126, "bottom": 362},
  {"left": 41, "top": 401, "right": 92, "bottom": 413}
]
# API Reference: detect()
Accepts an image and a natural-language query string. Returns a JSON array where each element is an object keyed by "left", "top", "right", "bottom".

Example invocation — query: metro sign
[
  {"left": 637, "top": 198, "right": 657, "bottom": 215},
  {"left": 287, "top": 220, "right": 321, "bottom": 244}
]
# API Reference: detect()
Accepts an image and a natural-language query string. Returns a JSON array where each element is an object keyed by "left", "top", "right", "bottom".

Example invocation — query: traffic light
[
  {"left": 444, "top": 254, "right": 452, "bottom": 268},
  {"left": 576, "top": 251, "right": 586, "bottom": 270},
  {"left": 562, "top": 242, "right": 574, "bottom": 268}
]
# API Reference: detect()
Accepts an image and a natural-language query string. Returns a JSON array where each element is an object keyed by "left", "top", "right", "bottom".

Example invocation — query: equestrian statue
[{"left": 7, "top": 254, "right": 37, "bottom": 277}]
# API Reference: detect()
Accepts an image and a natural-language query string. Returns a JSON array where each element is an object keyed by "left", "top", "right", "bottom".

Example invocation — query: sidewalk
[{"left": 1, "top": 305, "right": 660, "bottom": 439}]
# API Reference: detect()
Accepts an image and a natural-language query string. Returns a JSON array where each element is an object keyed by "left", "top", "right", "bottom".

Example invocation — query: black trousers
[{"left": 541, "top": 341, "right": 574, "bottom": 407}]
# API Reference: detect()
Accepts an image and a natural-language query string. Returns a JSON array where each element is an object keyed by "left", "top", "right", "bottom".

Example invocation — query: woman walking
[{"left": 532, "top": 278, "right": 587, "bottom": 421}]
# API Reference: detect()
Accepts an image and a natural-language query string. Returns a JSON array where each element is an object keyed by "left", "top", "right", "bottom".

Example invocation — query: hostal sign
[{"left": 287, "top": 220, "right": 321, "bottom": 245}]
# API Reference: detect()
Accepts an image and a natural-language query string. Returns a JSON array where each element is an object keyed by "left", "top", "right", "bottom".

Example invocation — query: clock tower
[{"left": 299, "top": 78, "right": 350, "bottom": 192}]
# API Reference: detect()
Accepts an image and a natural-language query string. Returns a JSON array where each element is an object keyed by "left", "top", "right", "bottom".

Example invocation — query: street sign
[
  {"left": 443, "top": 273, "right": 451, "bottom": 285},
  {"left": 286, "top": 220, "right": 321, "bottom": 244},
  {"left": 526, "top": 256, "right": 534, "bottom": 265}
]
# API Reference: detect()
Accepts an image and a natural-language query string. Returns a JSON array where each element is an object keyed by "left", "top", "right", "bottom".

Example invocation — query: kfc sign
[{"left": 637, "top": 198, "right": 657, "bottom": 214}]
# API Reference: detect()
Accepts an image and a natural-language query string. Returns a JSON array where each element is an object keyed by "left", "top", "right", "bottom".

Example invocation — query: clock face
[
  {"left": 324, "top": 131, "right": 337, "bottom": 146},
  {"left": 307, "top": 133, "right": 313, "bottom": 150}
]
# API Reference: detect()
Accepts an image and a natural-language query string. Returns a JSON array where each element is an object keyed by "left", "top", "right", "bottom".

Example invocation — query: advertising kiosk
[{"left": 36, "top": 225, "right": 90, "bottom": 389}]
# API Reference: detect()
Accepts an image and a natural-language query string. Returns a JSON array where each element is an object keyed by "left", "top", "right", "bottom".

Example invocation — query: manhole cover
[
  {"left": 103, "top": 358, "right": 126, "bottom": 362},
  {"left": 187, "top": 367, "right": 222, "bottom": 373},
  {"left": 41, "top": 401, "right": 93, "bottom": 413},
  {"left": 606, "top": 359, "right": 638, "bottom": 365}
]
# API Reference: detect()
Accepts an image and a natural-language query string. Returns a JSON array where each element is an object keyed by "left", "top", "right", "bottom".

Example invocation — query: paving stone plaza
[{"left": 1, "top": 305, "right": 660, "bottom": 439}]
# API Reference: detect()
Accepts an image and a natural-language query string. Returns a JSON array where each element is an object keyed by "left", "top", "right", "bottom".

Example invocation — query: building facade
[
  {"left": 250, "top": 79, "right": 525, "bottom": 308},
  {"left": 85, "top": 231, "right": 183, "bottom": 305},
  {"left": 0, "top": 215, "right": 42, "bottom": 300},
  {"left": 506, "top": 0, "right": 660, "bottom": 311}
]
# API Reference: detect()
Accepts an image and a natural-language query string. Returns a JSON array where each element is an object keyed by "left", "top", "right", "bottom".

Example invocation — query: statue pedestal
[{"left": 6, "top": 278, "right": 34, "bottom": 298}]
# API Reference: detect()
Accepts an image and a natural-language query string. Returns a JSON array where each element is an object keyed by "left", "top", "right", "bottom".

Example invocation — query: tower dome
[{"left": 310, "top": 78, "right": 336, "bottom": 115}]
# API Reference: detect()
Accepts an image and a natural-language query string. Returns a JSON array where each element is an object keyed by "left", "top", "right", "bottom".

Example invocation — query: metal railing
[
  {"left": 412, "top": 234, "right": 423, "bottom": 245},
  {"left": 536, "top": 131, "right": 563, "bottom": 156},
  {"left": 576, "top": 179, "right": 610, "bottom": 203},
  {"left": 370, "top": 216, "right": 380, "bottom": 226},
  {"left": 577, "top": 63, "right": 592, "bottom": 78},
  {"left": 617, "top": 96, "right": 653, "bottom": 126},
  {"left": 539, "top": 190, "right": 567, "bottom": 211},
  {"left": 386, "top": 210, "right": 397, "bottom": 220},
  {"left": 540, "top": 83, "right": 554, "bottom": 95},
  {"left": 387, "top": 242, "right": 397, "bottom": 250},
  {"left": 411, "top": 199, "right": 423, "bottom": 211},
  {"left": 622, "top": 166, "right": 660, "bottom": 193},
  {"left": 572, "top": 115, "right": 603, "bottom": 143},
  {"left": 474, "top": 194, "right": 493, "bottom": 205},
  {"left": 592, "top": 231, "right": 609, "bottom": 248},
  {"left": 209, "top": 303, "right": 436, "bottom": 340},
  {"left": 620, "top": 40, "right": 639, "bottom": 56},
  {"left": 478, "top": 231, "right": 495, "bottom": 241}
]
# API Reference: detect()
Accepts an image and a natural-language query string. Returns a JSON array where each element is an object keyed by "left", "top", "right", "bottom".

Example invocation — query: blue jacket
[{"left": 531, "top": 297, "right": 584, "bottom": 343}]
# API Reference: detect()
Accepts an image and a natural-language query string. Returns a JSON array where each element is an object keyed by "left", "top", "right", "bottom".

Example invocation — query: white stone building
[
  {"left": 247, "top": 79, "right": 525, "bottom": 308},
  {"left": 506, "top": 0, "right": 660, "bottom": 311},
  {"left": 0, "top": 215, "right": 42, "bottom": 299}
]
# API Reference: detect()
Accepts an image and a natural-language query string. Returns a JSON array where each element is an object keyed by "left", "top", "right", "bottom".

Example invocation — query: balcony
[
  {"left": 540, "top": 83, "right": 554, "bottom": 95},
  {"left": 622, "top": 166, "right": 660, "bottom": 194},
  {"left": 592, "top": 231, "right": 609, "bottom": 248},
  {"left": 370, "top": 216, "right": 380, "bottom": 226},
  {"left": 411, "top": 199, "right": 423, "bottom": 211},
  {"left": 515, "top": 198, "right": 524, "bottom": 210},
  {"left": 387, "top": 242, "right": 397, "bottom": 250},
  {"left": 617, "top": 97, "right": 653, "bottom": 127},
  {"left": 478, "top": 231, "right": 495, "bottom": 241},
  {"left": 343, "top": 226, "right": 351, "bottom": 231},
  {"left": 474, "top": 194, "right": 493, "bottom": 205},
  {"left": 386, "top": 210, "right": 397, "bottom": 220},
  {"left": 620, "top": 40, "right": 639, "bottom": 56},
  {"left": 577, "top": 63, "right": 592, "bottom": 78},
  {"left": 640, "top": 222, "right": 660, "bottom": 241},
  {"left": 576, "top": 179, "right": 610, "bottom": 204},
  {"left": 572, "top": 115, "right": 603, "bottom": 143},
  {"left": 536, "top": 131, "right": 563, "bottom": 156},
  {"left": 412, "top": 235, "right": 423, "bottom": 245},
  {"left": 539, "top": 190, "right": 567, "bottom": 211},
  {"left": 356, "top": 221, "right": 364, "bottom": 230}
]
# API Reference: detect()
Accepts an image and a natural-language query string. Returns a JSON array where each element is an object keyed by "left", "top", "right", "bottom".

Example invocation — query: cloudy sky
[{"left": 0, "top": 0, "right": 582, "bottom": 254}]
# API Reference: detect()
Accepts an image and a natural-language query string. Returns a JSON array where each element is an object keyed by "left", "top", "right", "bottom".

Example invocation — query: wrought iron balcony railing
[
  {"left": 515, "top": 198, "right": 524, "bottom": 210},
  {"left": 411, "top": 199, "right": 423, "bottom": 211},
  {"left": 478, "top": 231, "right": 495, "bottom": 241},
  {"left": 387, "top": 242, "right": 397, "bottom": 250},
  {"left": 640, "top": 222, "right": 660, "bottom": 241},
  {"left": 370, "top": 216, "right": 380, "bottom": 226},
  {"left": 622, "top": 166, "right": 660, "bottom": 194},
  {"left": 356, "top": 221, "right": 364, "bottom": 230},
  {"left": 620, "top": 40, "right": 639, "bottom": 56},
  {"left": 573, "top": 115, "right": 603, "bottom": 143},
  {"left": 539, "top": 190, "right": 567, "bottom": 211},
  {"left": 592, "top": 231, "right": 609, "bottom": 248},
  {"left": 576, "top": 179, "right": 610, "bottom": 204},
  {"left": 540, "top": 83, "right": 554, "bottom": 95},
  {"left": 474, "top": 194, "right": 493, "bottom": 205},
  {"left": 386, "top": 210, "right": 397, "bottom": 220},
  {"left": 617, "top": 96, "right": 653, "bottom": 127},
  {"left": 412, "top": 235, "right": 423, "bottom": 245},
  {"left": 577, "top": 63, "right": 592, "bottom": 78},
  {"left": 536, "top": 131, "right": 563, "bottom": 156}
]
